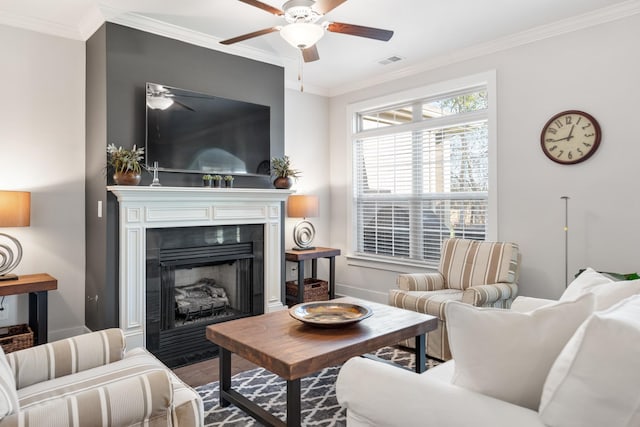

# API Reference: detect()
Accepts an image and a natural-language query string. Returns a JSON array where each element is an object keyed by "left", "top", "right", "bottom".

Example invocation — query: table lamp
[
  {"left": 287, "top": 194, "right": 319, "bottom": 251},
  {"left": 0, "top": 191, "right": 31, "bottom": 281}
]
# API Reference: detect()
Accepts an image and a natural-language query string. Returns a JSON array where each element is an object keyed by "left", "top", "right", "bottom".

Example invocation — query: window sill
[{"left": 345, "top": 254, "right": 438, "bottom": 274}]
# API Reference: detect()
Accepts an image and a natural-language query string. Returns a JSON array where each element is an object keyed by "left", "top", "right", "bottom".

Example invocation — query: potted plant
[
  {"left": 202, "top": 174, "right": 214, "bottom": 187},
  {"left": 224, "top": 175, "right": 235, "bottom": 188},
  {"left": 271, "top": 156, "right": 301, "bottom": 189},
  {"left": 212, "top": 175, "right": 223, "bottom": 188},
  {"left": 107, "top": 143, "right": 144, "bottom": 185}
]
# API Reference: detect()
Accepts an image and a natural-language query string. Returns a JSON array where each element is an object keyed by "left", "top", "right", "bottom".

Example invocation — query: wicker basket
[
  {"left": 286, "top": 278, "right": 329, "bottom": 304},
  {"left": 0, "top": 324, "right": 34, "bottom": 353}
]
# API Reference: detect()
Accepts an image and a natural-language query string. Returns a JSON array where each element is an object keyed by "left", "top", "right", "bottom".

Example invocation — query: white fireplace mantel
[{"left": 108, "top": 186, "right": 293, "bottom": 349}]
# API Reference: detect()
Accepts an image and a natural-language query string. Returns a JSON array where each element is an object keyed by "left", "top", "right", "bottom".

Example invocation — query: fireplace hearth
[{"left": 146, "top": 225, "right": 263, "bottom": 367}]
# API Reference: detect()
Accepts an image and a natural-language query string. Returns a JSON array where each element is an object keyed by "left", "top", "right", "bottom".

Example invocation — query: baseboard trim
[{"left": 334, "top": 283, "right": 388, "bottom": 304}]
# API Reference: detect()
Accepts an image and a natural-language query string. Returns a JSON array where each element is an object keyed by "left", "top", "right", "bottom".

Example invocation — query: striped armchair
[
  {"left": 0, "top": 329, "right": 203, "bottom": 426},
  {"left": 389, "top": 238, "right": 521, "bottom": 360}
]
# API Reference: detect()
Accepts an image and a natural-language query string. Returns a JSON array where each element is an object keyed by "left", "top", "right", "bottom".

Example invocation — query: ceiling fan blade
[
  {"left": 220, "top": 27, "right": 280, "bottom": 45},
  {"left": 312, "top": 0, "right": 347, "bottom": 14},
  {"left": 326, "top": 22, "right": 394, "bottom": 41},
  {"left": 237, "top": 0, "right": 284, "bottom": 16},
  {"left": 302, "top": 45, "right": 320, "bottom": 62}
]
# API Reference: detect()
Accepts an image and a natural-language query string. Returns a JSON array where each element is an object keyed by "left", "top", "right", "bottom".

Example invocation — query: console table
[
  {"left": 285, "top": 247, "right": 340, "bottom": 303},
  {"left": 0, "top": 273, "right": 57, "bottom": 345}
]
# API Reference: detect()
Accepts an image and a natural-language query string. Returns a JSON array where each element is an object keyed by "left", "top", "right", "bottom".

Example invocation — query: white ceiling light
[{"left": 280, "top": 23, "right": 324, "bottom": 49}]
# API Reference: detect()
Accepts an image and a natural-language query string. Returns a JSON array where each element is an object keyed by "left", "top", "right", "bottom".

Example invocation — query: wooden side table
[
  {"left": 285, "top": 247, "right": 341, "bottom": 304},
  {"left": 0, "top": 273, "right": 57, "bottom": 345}
]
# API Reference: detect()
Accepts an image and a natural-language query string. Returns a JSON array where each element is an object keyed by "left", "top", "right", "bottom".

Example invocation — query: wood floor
[{"left": 173, "top": 354, "right": 259, "bottom": 387}]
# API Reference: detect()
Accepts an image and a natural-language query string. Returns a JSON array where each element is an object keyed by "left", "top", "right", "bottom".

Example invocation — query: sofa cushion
[
  {"left": 539, "top": 295, "right": 640, "bottom": 427},
  {"left": 559, "top": 267, "right": 613, "bottom": 302},
  {"left": 445, "top": 293, "right": 594, "bottom": 410},
  {"left": 553, "top": 267, "right": 640, "bottom": 311},
  {"left": 0, "top": 347, "right": 19, "bottom": 418}
]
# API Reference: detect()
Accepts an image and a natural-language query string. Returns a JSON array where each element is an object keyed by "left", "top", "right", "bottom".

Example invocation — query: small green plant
[
  {"left": 202, "top": 174, "right": 213, "bottom": 180},
  {"left": 213, "top": 175, "right": 223, "bottom": 181},
  {"left": 270, "top": 156, "right": 301, "bottom": 179},
  {"left": 223, "top": 175, "right": 234, "bottom": 181},
  {"left": 107, "top": 143, "right": 144, "bottom": 174}
]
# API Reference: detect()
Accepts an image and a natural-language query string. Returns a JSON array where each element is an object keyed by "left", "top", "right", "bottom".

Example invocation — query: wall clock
[{"left": 540, "top": 110, "right": 601, "bottom": 164}]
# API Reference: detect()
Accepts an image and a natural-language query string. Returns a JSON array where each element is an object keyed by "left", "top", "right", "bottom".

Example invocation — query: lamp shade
[
  {"left": 287, "top": 195, "right": 319, "bottom": 218},
  {"left": 0, "top": 191, "right": 30, "bottom": 227},
  {"left": 280, "top": 23, "right": 324, "bottom": 49}
]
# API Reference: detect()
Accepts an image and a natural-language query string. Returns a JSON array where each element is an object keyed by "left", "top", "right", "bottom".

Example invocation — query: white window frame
[{"left": 345, "top": 71, "right": 498, "bottom": 272}]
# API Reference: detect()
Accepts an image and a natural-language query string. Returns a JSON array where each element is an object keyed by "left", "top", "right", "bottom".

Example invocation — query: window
[{"left": 350, "top": 77, "right": 494, "bottom": 267}]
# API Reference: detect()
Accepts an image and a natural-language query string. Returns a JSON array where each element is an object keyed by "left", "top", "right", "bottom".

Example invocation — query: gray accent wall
[{"left": 85, "top": 23, "right": 285, "bottom": 331}]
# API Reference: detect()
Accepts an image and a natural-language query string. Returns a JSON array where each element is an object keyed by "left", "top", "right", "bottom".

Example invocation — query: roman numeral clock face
[{"left": 540, "top": 110, "right": 601, "bottom": 164}]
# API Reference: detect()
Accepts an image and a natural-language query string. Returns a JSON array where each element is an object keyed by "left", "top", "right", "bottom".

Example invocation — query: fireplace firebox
[{"left": 146, "top": 225, "right": 264, "bottom": 367}]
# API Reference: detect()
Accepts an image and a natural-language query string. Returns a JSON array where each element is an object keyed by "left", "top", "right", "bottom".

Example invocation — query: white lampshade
[
  {"left": 280, "top": 23, "right": 324, "bottom": 49},
  {"left": 147, "top": 96, "right": 174, "bottom": 110},
  {"left": 287, "top": 195, "right": 319, "bottom": 218}
]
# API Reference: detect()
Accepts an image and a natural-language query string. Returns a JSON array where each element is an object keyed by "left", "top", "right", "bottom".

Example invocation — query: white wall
[
  {"left": 0, "top": 25, "right": 86, "bottom": 339},
  {"left": 329, "top": 14, "right": 640, "bottom": 301},
  {"left": 284, "top": 88, "right": 331, "bottom": 281}
]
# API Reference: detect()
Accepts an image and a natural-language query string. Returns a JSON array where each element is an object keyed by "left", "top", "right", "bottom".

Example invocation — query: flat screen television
[{"left": 145, "top": 83, "right": 271, "bottom": 176}]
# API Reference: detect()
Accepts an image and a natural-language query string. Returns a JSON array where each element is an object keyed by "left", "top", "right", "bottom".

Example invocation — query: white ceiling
[{"left": 2, "top": 0, "right": 639, "bottom": 95}]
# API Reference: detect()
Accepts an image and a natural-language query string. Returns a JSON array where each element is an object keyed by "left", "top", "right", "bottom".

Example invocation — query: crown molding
[
  {"left": 100, "top": 6, "right": 287, "bottom": 68},
  {"left": 328, "top": 0, "right": 640, "bottom": 97},
  {"left": 0, "top": 10, "right": 83, "bottom": 40}
]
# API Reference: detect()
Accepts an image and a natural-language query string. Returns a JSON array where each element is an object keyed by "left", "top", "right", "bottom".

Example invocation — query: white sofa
[{"left": 337, "top": 269, "right": 640, "bottom": 427}]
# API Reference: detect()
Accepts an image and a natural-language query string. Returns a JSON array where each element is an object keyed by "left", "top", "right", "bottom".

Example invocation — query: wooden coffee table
[{"left": 206, "top": 296, "right": 437, "bottom": 427}]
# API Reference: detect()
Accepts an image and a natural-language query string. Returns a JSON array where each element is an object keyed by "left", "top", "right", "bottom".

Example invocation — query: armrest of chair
[
  {"left": 6, "top": 328, "right": 125, "bottom": 389},
  {"left": 462, "top": 283, "right": 518, "bottom": 306},
  {"left": 397, "top": 272, "right": 445, "bottom": 291},
  {"left": 0, "top": 369, "right": 172, "bottom": 427},
  {"left": 336, "top": 357, "right": 543, "bottom": 427}
]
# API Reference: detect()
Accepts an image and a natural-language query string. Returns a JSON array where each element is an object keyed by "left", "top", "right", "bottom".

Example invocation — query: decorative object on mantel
[
  {"left": 106, "top": 143, "right": 144, "bottom": 186},
  {"left": 202, "top": 174, "right": 213, "bottom": 187},
  {"left": 287, "top": 194, "right": 319, "bottom": 250},
  {"left": 0, "top": 190, "right": 30, "bottom": 281},
  {"left": 149, "top": 161, "right": 161, "bottom": 187},
  {"left": 271, "top": 155, "right": 301, "bottom": 189},
  {"left": 224, "top": 175, "right": 234, "bottom": 188},
  {"left": 212, "top": 175, "right": 223, "bottom": 188}
]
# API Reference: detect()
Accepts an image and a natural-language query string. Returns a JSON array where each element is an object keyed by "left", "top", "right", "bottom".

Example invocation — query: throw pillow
[
  {"left": 539, "top": 294, "right": 640, "bottom": 427},
  {"left": 445, "top": 293, "right": 594, "bottom": 410},
  {"left": 590, "top": 278, "right": 640, "bottom": 310},
  {"left": 0, "top": 347, "right": 19, "bottom": 418},
  {"left": 559, "top": 267, "right": 613, "bottom": 302}
]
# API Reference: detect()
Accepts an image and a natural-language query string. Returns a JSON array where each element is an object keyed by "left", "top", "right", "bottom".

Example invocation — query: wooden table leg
[
  {"left": 329, "top": 256, "right": 336, "bottom": 299},
  {"left": 414, "top": 334, "right": 426, "bottom": 373},
  {"left": 287, "top": 379, "right": 301, "bottom": 427},
  {"left": 297, "top": 260, "right": 305, "bottom": 304}
]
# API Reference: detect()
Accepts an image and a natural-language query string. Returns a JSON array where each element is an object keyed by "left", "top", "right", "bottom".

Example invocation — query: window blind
[{"left": 353, "top": 88, "right": 489, "bottom": 266}]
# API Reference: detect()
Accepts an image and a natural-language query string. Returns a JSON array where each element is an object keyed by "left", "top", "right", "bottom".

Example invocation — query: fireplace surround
[{"left": 108, "top": 186, "right": 292, "bottom": 351}]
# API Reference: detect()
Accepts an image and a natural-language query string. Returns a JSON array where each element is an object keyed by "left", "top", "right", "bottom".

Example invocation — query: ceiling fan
[{"left": 220, "top": 0, "right": 394, "bottom": 62}]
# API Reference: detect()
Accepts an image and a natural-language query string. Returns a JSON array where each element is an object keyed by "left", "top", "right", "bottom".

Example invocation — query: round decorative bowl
[{"left": 289, "top": 302, "right": 373, "bottom": 328}]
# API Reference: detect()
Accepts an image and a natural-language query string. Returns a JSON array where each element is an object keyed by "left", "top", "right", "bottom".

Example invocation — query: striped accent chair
[
  {"left": 0, "top": 328, "right": 203, "bottom": 426},
  {"left": 389, "top": 238, "right": 521, "bottom": 361}
]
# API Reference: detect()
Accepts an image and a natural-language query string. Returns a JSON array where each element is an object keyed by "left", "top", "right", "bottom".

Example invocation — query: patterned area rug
[{"left": 196, "top": 346, "right": 440, "bottom": 426}]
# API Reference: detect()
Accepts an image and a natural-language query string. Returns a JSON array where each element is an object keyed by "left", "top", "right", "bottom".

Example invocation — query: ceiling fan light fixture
[
  {"left": 280, "top": 22, "right": 324, "bottom": 49},
  {"left": 147, "top": 96, "right": 174, "bottom": 110}
]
